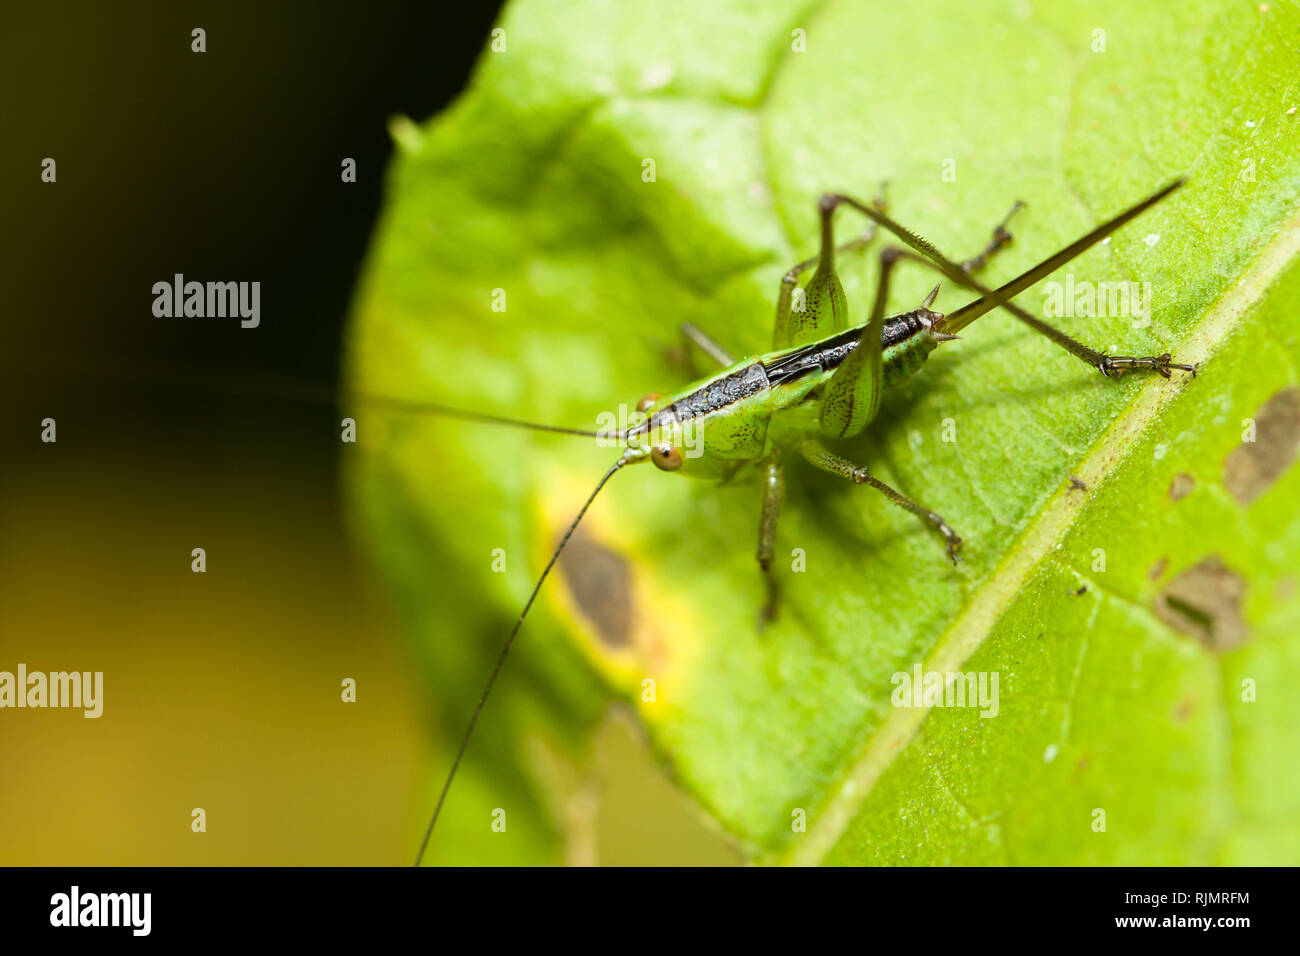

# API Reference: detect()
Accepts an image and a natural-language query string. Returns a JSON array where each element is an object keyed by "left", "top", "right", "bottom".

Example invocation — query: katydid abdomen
[{"left": 629, "top": 307, "right": 944, "bottom": 474}]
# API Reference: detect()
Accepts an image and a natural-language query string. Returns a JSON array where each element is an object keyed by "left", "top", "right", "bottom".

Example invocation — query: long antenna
[
  {"left": 171, "top": 370, "right": 613, "bottom": 439},
  {"left": 339, "top": 390, "right": 609, "bottom": 438},
  {"left": 414, "top": 454, "right": 633, "bottom": 866}
]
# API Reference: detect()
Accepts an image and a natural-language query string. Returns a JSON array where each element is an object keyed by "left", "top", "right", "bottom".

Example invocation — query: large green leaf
[{"left": 347, "top": 0, "right": 1300, "bottom": 864}]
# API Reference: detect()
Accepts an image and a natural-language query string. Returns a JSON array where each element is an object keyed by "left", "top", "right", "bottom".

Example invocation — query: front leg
[{"left": 756, "top": 454, "right": 785, "bottom": 627}]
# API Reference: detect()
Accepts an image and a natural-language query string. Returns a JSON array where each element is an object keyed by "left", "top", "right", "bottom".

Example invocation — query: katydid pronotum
[{"left": 411, "top": 179, "right": 1195, "bottom": 865}]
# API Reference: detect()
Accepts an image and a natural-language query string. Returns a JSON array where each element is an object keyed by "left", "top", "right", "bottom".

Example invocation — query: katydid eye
[
  {"left": 651, "top": 443, "right": 683, "bottom": 471},
  {"left": 636, "top": 392, "right": 661, "bottom": 413}
]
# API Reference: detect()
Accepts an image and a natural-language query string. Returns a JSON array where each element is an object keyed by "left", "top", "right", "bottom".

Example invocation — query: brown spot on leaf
[
  {"left": 1223, "top": 387, "right": 1300, "bottom": 505},
  {"left": 1168, "top": 473, "right": 1195, "bottom": 501},
  {"left": 558, "top": 526, "right": 632, "bottom": 649},
  {"left": 1148, "top": 556, "right": 1168, "bottom": 580},
  {"left": 1155, "top": 556, "right": 1249, "bottom": 653}
]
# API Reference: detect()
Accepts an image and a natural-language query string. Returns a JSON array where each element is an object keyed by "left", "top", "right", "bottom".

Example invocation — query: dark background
[
  {"left": 0, "top": 1, "right": 505, "bottom": 864},
  {"left": 4, "top": 1, "right": 500, "bottom": 448}
]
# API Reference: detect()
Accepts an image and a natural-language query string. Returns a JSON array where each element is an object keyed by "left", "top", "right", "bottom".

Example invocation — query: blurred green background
[{"left": 0, "top": 1, "right": 735, "bottom": 865}]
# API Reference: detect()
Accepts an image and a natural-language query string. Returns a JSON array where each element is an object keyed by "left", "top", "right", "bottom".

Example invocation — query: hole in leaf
[{"left": 558, "top": 526, "right": 632, "bottom": 649}]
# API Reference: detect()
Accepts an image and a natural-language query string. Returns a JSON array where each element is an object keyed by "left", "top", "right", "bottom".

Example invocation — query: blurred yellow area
[
  {"left": 0, "top": 0, "right": 737, "bottom": 866},
  {"left": 1, "top": 439, "right": 421, "bottom": 864}
]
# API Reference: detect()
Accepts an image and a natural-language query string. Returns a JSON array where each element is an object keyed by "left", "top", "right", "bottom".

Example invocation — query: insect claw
[
  {"left": 1097, "top": 355, "right": 1122, "bottom": 378},
  {"left": 935, "top": 521, "right": 962, "bottom": 564}
]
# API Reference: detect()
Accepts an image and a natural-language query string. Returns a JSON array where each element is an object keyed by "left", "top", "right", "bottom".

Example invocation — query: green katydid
[{"left": 411, "top": 179, "right": 1195, "bottom": 865}]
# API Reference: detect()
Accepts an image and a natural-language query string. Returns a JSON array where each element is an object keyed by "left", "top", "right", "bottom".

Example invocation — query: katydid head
[
  {"left": 622, "top": 397, "right": 704, "bottom": 474},
  {"left": 621, "top": 429, "right": 689, "bottom": 473}
]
